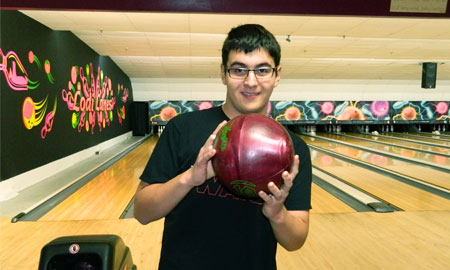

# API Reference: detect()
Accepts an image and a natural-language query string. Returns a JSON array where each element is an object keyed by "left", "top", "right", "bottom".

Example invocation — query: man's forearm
[
  {"left": 270, "top": 209, "right": 309, "bottom": 251},
  {"left": 134, "top": 169, "right": 195, "bottom": 224}
]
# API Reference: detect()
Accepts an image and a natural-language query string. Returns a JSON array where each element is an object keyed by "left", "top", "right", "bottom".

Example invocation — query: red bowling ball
[{"left": 212, "top": 114, "right": 294, "bottom": 198}]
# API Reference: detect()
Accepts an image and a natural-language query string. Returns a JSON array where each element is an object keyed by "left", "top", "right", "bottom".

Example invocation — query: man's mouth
[{"left": 242, "top": 92, "right": 259, "bottom": 97}]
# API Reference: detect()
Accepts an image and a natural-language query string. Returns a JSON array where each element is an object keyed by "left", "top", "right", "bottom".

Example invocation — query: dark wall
[{"left": 0, "top": 11, "right": 133, "bottom": 180}]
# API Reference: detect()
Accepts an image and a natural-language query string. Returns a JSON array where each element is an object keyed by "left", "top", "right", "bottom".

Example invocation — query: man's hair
[{"left": 222, "top": 24, "right": 281, "bottom": 67}]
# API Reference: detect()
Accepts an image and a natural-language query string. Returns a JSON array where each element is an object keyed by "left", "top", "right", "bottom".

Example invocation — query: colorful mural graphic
[
  {"left": 272, "top": 101, "right": 389, "bottom": 122},
  {"left": 1, "top": 48, "right": 58, "bottom": 138},
  {"left": 1, "top": 48, "right": 39, "bottom": 91},
  {"left": 116, "top": 83, "right": 128, "bottom": 125},
  {"left": 61, "top": 63, "right": 118, "bottom": 134},
  {"left": 148, "top": 100, "right": 449, "bottom": 124},
  {"left": 149, "top": 101, "right": 224, "bottom": 123},
  {"left": 1, "top": 11, "right": 135, "bottom": 181},
  {"left": 40, "top": 98, "right": 57, "bottom": 139},
  {"left": 273, "top": 101, "right": 305, "bottom": 121},
  {"left": 392, "top": 101, "right": 450, "bottom": 121},
  {"left": 1, "top": 47, "right": 129, "bottom": 138}
]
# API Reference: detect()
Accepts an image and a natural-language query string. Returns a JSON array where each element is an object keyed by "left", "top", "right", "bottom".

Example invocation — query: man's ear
[
  {"left": 274, "top": 66, "right": 282, "bottom": 88},
  {"left": 220, "top": 64, "right": 227, "bottom": 85}
]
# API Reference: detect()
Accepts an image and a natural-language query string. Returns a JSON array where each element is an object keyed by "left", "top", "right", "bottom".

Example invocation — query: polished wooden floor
[
  {"left": 1, "top": 211, "right": 450, "bottom": 269},
  {"left": 1, "top": 132, "right": 450, "bottom": 269},
  {"left": 301, "top": 134, "right": 450, "bottom": 210},
  {"left": 37, "top": 134, "right": 357, "bottom": 219},
  {"left": 39, "top": 136, "right": 159, "bottom": 221}
]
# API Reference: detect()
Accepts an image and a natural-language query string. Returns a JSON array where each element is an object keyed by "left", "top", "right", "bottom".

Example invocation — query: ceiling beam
[{"left": 1, "top": 0, "right": 449, "bottom": 18}]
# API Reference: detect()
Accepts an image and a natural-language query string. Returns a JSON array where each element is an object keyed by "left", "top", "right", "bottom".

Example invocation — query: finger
[
  {"left": 290, "top": 155, "right": 300, "bottom": 175},
  {"left": 204, "top": 120, "right": 227, "bottom": 151},
  {"left": 206, "top": 134, "right": 217, "bottom": 151},
  {"left": 194, "top": 121, "right": 228, "bottom": 174},
  {"left": 207, "top": 121, "right": 228, "bottom": 154},
  {"left": 212, "top": 120, "right": 228, "bottom": 136},
  {"left": 281, "top": 171, "right": 293, "bottom": 191},
  {"left": 198, "top": 135, "right": 217, "bottom": 162},
  {"left": 281, "top": 155, "right": 299, "bottom": 185},
  {"left": 258, "top": 190, "right": 275, "bottom": 202},
  {"left": 267, "top": 182, "right": 282, "bottom": 198}
]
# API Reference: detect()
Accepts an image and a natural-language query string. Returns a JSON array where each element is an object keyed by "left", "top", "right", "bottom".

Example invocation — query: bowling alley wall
[
  {"left": 147, "top": 100, "right": 450, "bottom": 125},
  {"left": 0, "top": 11, "right": 133, "bottom": 181}
]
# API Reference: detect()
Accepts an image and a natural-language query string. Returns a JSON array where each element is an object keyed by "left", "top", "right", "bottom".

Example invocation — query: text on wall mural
[{"left": 62, "top": 63, "right": 121, "bottom": 133}]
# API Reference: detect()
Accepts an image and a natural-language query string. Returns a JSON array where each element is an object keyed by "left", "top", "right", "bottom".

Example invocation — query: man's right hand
[{"left": 184, "top": 120, "right": 227, "bottom": 187}]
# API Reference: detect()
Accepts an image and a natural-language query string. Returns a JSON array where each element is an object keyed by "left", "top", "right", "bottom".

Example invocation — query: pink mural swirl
[{"left": 0, "top": 48, "right": 39, "bottom": 91}]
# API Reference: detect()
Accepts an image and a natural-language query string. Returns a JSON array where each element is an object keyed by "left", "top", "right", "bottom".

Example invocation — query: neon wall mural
[
  {"left": 61, "top": 63, "right": 121, "bottom": 134},
  {"left": 148, "top": 100, "right": 449, "bottom": 124},
  {"left": 391, "top": 101, "right": 449, "bottom": 121},
  {"left": 1, "top": 48, "right": 128, "bottom": 139},
  {"left": 270, "top": 101, "right": 391, "bottom": 122},
  {"left": 1, "top": 48, "right": 58, "bottom": 139},
  {"left": 149, "top": 101, "right": 224, "bottom": 123},
  {"left": 0, "top": 49, "right": 38, "bottom": 91},
  {"left": 1, "top": 11, "right": 133, "bottom": 181},
  {"left": 117, "top": 84, "right": 129, "bottom": 125}
]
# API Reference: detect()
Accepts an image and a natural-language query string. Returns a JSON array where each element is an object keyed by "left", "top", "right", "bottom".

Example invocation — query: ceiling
[{"left": 20, "top": 10, "right": 450, "bottom": 81}]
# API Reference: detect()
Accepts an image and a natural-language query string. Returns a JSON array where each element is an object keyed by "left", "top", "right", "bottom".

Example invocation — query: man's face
[{"left": 221, "top": 49, "right": 281, "bottom": 119}]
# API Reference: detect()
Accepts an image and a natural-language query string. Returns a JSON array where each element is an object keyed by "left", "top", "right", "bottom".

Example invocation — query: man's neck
[{"left": 221, "top": 104, "right": 268, "bottom": 119}]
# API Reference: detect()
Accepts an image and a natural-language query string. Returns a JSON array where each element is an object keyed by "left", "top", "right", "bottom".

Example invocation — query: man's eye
[
  {"left": 256, "top": 68, "right": 272, "bottom": 75},
  {"left": 233, "top": 68, "right": 248, "bottom": 74}
]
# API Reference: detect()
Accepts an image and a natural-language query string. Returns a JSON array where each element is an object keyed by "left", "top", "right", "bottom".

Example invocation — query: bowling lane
[
  {"left": 347, "top": 133, "right": 450, "bottom": 155},
  {"left": 301, "top": 135, "right": 450, "bottom": 190},
  {"left": 317, "top": 133, "right": 450, "bottom": 168},
  {"left": 310, "top": 183, "right": 355, "bottom": 213},
  {"left": 415, "top": 132, "right": 450, "bottom": 139},
  {"left": 381, "top": 132, "right": 450, "bottom": 147},
  {"left": 38, "top": 136, "right": 158, "bottom": 221},
  {"left": 307, "top": 146, "right": 450, "bottom": 211},
  {"left": 36, "top": 132, "right": 354, "bottom": 218}
]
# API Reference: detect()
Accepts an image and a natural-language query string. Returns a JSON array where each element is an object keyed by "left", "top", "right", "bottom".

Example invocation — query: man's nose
[{"left": 244, "top": 70, "right": 258, "bottom": 86}]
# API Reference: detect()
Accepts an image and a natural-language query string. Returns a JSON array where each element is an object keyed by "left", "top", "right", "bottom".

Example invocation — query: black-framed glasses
[{"left": 226, "top": 67, "right": 276, "bottom": 80}]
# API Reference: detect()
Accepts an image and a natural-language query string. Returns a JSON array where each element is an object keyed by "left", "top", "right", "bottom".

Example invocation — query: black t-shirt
[{"left": 140, "top": 106, "right": 312, "bottom": 270}]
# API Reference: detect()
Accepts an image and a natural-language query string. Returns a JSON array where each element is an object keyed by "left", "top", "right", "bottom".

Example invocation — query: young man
[{"left": 134, "top": 24, "right": 312, "bottom": 270}]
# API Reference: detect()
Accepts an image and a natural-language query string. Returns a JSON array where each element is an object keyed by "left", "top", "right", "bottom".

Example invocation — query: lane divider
[{"left": 313, "top": 167, "right": 396, "bottom": 213}]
